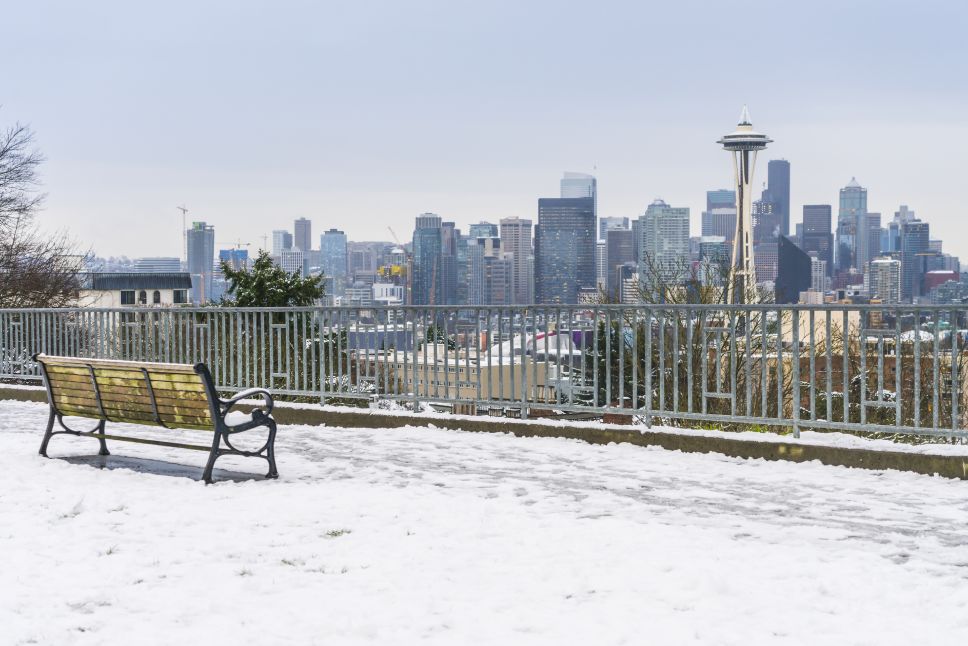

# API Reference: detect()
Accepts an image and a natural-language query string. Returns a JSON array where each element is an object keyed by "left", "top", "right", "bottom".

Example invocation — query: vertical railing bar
[
  {"left": 791, "top": 307, "right": 800, "bottom": 438},
  {"left": 914, "top": 308, "right": 921, "bottom": 428},
  {"left": 860, "top": 310, "right": 867, "bottom": 426}
]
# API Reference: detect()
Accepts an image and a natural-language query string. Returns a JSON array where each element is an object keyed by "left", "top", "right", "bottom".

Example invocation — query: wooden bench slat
[
  {"left": 47, "top": 365, "right": 205, "bottom": 385},
  {"left": 38, "top": 355, "right": 198, "bottom": 374},
  {"left": 46, "top": 372, "right": 207, "bottom": 392}
]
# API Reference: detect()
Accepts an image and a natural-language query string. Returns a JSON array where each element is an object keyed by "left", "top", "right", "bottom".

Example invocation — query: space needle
[{"left": 717, "top": 106, "right": 772, "bottom": 304}]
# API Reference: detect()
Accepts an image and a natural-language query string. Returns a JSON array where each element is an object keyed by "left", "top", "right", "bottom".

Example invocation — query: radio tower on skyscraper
[{"left": 717, "top": 107, "right": 772, "bottom": 304}]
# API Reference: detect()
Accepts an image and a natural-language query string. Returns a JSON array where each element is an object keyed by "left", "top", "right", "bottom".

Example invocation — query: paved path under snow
[{"left": 1, "top": 399, "right": 967, "bottom": 645}]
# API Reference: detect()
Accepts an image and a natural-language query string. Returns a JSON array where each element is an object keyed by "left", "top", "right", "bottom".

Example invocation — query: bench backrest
[{"left": 35, "top": 354, "right": 216, "bottom": 431}]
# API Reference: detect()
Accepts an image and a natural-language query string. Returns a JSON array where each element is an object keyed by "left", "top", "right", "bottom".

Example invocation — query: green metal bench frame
[{"left": 34, "top": 353, "right": 278, "bottom": 484}]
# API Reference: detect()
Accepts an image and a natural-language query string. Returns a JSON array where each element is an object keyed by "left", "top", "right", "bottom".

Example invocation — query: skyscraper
[
  {"left": 856, "top": 212, "right": 881, "bottom": 270},
  {"left": 837, "top": 178, "right": 867, "bottom": 273},
  {"left": 900, "top": 219, "right": 929, "bottom": 302},
  {"left": 468, "top": 222, "right": 498, "bottom": 239},
  {"left": 534, "top": 197, "right": 596, "bottom": 304},
  {"left": 775, "top": 235, "right": 810, "bottom": 304},
  {"left": 605, "top": 228, "right": 635, "bottom": 300},
  {"left": 637, "top": 199, "right": 690, "bottom": 286},
  {"left": 718, "top": 107, "right": 772, "bottom": 303},
  {"left": 187, "top": 221, "right": 215, "bottom": 303},
  {"left": 320, "top": 228, "right": 348, "bottom": 297},
  {"left": 218, "top": 249, "right": 248, "bottom": 271},
  {"left": 801, "top": 205, "right": 834, "bottom": 277},
  {"left": 272, "top": 230, "right": 293, "bottom": 256},
  {"left": 706, "top": 189, "right": 736, "bottom": 211},
  {"left": 560, "top": 172, "right": 597, "bottom": 208},
  {"left": 294, "top": 218, "right": 312, "bottom": 252},
  {"left": 499, "top": 217, "right": 532, "bottom": 304},
  {"left": 411, "top": 213, "right": 442, "bottom": 305},
  {"left": 439, "top": 221, "right": 459, "bottom": 305},
  {"left": 767, "top": 160, "right": 791, "bottom": 237},
  {"left": 599, "top": 216, "right": 629, "bottom": 241}
]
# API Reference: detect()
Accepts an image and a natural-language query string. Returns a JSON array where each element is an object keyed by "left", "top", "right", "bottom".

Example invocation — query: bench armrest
[{"left": 220, "top": 388, "right": 274, "bottom": 418}]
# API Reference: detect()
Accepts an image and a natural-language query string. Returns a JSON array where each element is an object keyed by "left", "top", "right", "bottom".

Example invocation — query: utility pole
[{"left": 176, "top": 205, "right": 189, "bottom": 264}]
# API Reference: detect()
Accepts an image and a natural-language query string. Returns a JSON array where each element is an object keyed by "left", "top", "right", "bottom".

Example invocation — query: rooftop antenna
[{"left": 176, "top": 205, "right": 189, "bottom": 263}]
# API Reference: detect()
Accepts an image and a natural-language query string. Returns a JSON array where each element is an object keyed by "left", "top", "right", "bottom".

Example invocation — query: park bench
[{"left": 33, "top": 354, "right": 278, "bottom": 484}]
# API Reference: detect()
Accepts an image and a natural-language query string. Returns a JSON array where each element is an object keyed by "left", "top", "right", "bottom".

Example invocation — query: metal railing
[{"left": 1, "top": 304, "right": 966, "bottom": 439}]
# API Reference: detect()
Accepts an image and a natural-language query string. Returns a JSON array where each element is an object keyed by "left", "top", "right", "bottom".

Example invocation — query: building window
[
  {"left": 138, "top": 290, "right": 147, "bottom": 304},
  {"left": 152, "top": 290, "right": 161, "bottom": 304},
  {"left": 120, "top": 290, "right": 135, "bottom": 305},
  {"left": 173, "top": 289, "right": 187, "bottom": 304}
]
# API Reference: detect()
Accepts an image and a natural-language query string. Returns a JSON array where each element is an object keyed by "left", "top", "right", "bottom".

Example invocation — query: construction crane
[
  {"left": 176, "top": 205, "right": 189, "bottom": 261},
  {"left": 218, "top": 239, "right": 251, "bottom": 250},
  {"left": 387, "top": 226, "right": 402, "bottom": 246}
]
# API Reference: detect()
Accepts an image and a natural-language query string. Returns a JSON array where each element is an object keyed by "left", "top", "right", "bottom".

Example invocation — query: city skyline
[{"left": 2, "top": 1, "right": 966, "bottom": 259}]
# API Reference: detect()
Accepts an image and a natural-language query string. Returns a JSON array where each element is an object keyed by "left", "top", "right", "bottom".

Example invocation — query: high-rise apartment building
[
  {"left": 320, "top": 228, "right": 348, "bottom": 297},
  {"left": 279, "top": 249, "right": 306, "bottom": 277},
  {"left": 187, "top": 221, "right": 215, "bottom": 303},
  {"left": 534, "top": 197, "right": 596, "bottom": 304},
  {"left": 499, "top": 217, "right": 533, "bottom": 304},
  {"left": 869, "top": 257, "right": 901, "bottom": 303},
  {"left": 272, "top": 230, "right": 293, "bottom": 256},
  {"left": 411, "top": 213, "right": 443, "bottom": 305},
  {"left": 218, "top": 249, "right": 248, "bottom": 271},
  {"left": 637, "top": 199, "right": 690, "bottom": 285},
  {"left": 810, "top": 257, "right": 827, "bottom": 293}
]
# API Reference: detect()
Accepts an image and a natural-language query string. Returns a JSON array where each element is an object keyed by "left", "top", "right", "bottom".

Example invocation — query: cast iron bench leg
[
  {"left": 202, "top": 427, "right": 223, "bottom": 485},
  {"left": 39, "top": 409, "right": 55, "bottom": 458},
  {"left": 266, "top": 419, "right": 279, "bottom": 479},
  {"left": 96, "top": 420, "right": 110, "bottom": 456}
]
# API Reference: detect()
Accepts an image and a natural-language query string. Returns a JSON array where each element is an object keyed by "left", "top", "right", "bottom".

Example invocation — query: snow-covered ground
[{"left": 1, "top": 399, "right": 967, "bottom": 645}]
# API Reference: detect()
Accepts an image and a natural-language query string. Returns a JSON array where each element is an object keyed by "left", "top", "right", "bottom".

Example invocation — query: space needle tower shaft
[{"left": 717, "top": 107, "right": 772, "bottom": 305}]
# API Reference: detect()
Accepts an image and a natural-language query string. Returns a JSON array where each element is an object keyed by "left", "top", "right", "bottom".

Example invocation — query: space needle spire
[{"left": 717, "top": 107, "right": 772, "bottom": 304}]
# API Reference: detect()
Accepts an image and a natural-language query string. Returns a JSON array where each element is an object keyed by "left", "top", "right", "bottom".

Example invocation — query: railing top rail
[{"left": 0, "top": 303, "right": 963, "bottom": 314}]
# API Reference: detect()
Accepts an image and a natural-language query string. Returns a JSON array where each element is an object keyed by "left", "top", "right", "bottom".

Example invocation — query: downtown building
[
  {"left": 801, "top": 205, "right": 834, "bottom": 278},
  {"left": 320, "top": 228, "right": 348, "bottom": 299},
  {"left": 186, "top": 221, "right": 215, "bottom": 303},
  {"left": 293, "top": 217, "right": 312, "bottom": 253},
  {"left": 534, "top": 197, "right": 596, "bottom": 304},
  {"left": 637, "top": 199, "right": 690, "bottom": 290},
  {"left": 499, "top": 217, "right": 533, "bottom": 304},
  {"left": 411, "top": 213, "right": 443, "bottom": 305},
  {"left": 869, "top": 256, "right": 902, "bottom": 303},
  {"left": 836, "top": 178, "right": 867, "bottom": 274}
]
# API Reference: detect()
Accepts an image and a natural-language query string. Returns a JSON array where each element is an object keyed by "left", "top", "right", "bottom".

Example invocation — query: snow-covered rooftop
[{"left": 2, "top": 399, "right": 967, "bottom": 644}]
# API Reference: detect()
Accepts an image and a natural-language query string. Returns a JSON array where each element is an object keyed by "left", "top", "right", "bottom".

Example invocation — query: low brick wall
[{"left": 4, "top": 385, "right": 967, "bottom": 480}]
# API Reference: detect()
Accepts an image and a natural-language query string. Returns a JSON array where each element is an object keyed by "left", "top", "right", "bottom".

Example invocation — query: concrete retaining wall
[{"left": 3, "top": 385, "right": 966, "bottom": 480}]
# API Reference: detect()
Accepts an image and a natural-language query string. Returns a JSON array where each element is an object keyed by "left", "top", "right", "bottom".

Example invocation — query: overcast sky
[{"left": 3, "top": 0, "right": 966, "bottom": 259}]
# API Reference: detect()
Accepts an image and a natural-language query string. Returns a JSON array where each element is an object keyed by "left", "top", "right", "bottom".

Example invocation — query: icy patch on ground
[{"left": 1, "top": 399, "right": 967, "bottom": 645}]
